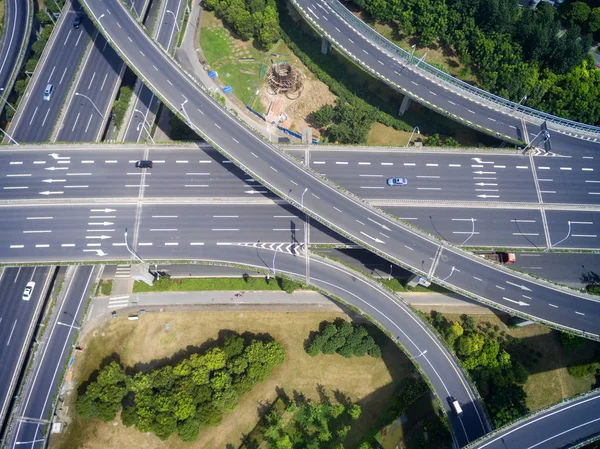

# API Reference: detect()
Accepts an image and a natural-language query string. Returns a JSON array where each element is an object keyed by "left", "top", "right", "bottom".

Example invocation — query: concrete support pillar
[
  {"left": 321, "top": 36, "right": 332, "bottom": 55},
  {"left": 398, "top": 96, "right": 411, "bottom": 116}
]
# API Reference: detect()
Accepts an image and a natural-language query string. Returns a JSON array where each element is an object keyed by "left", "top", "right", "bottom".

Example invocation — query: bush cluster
[
  {"left": 426, "top": 312, "right": 529, "bottom": 428},
  {"left": 76, "top": 334, "right": 285, "bottom": 442},
  {"left": 112, "top": 86, "right": 133, "bottom": 131},
  {"left": 567, "top": 362, "right": 598, "bottom": 378},
  {"left": 306, "top": 319, "right": 382, "bottom": 358}
]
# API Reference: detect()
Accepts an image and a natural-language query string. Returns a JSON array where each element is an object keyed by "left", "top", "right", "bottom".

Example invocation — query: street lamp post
[
  {"left": 388, "top": 264, "right": 392, "bottom": 281},
  {"left": 461, "top": 218, "right": 476, "bottom": 246},
  {"left": 0, "top": 125, "right": 19, "bottom": 145},
  {"left": 441, "top": 266, "right": 457, "bottom": 282},
  {"left": 410, "top": 44, "right": 416, "bottom": 63},
  {"left": 547, "top": 221, "right": 572, "bottom": 251},
  {"left": 137, "top": 122, "right": 155, "bottom": 144},
  {"left": 124, "top": 229, "right": 144, "bottom": 264},
  {"left": 75, "top": 92, "right": 104, "bottom": 118},
  {"left": 300, "top": 188, "right": 308, "bottom": 208},
  {"left": 272, "top": 249, "right": 277, "bottom": 276},
  {"left": 405, "top": 126, "right": 419, "bottom": 148},
  {"left": 0, "top": 88, "right": 17, "bottom": 113},
  {"left": 134, "top": 108, "right": 152, "bottom": 128},
  {"left": 514, "top": 95, "right": 527, "bottom": 110},
  {"left": 166, "top": 10, "right": 180, "bottom": 31}
]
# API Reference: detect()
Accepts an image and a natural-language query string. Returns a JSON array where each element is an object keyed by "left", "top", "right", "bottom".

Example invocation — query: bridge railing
[{"left": 324, "top": 0, "right": 600, "bottom": 137}]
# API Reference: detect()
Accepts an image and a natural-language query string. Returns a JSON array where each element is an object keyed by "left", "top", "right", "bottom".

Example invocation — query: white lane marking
[
  {"left": 176, "top": 160, "right": 189, "bottom": 163},
  {"left": 495, "top": 285, "right": 505, "bottom": 290},
  {"left": 9, "top": 161, "right": 22, "bottom": 165},
  {"left": 270, "top": 166, "right": 278, "bottom": 172},
  {"left": 211, "top": 228, "right": 239, "bottom": 231},
  {"left": 100, "top": 73, "right": 108, "bottom": 91},
  {"left": 335, "top": 161, "right": 348, "bottom": 165},
  {"left": 538, "top": 166, "right": 550, "bottom": 170},
  {"left": 417, "top": 187, "right": 441, "bottom": 190},
  {"left": 153, "top": 65, "right": 159, "bottom": 71},
  {"left": 449, "top": 164, "right": 461, "bottom": 167},
  {"left": 29, "top": 106, "right": 38, "bottom": 125},
  {"left": 334, "top": 207, "right": 342, "bottom": 213},
  {"left": 105, "top": 160, "right": 118, "bottom": 163},
  {"left": 184, "top": 185, "right": 208, "bottom": 187},
  {"left": 511, "top": 219, "right": 536, "bottom": 223},
  {"left": 312, "top": 193, "right": 320, "bottom": 199},
  {"left": 411, "top": 81, "right": 418, "bottom": 86},
  {"left": 467, "top": 109, "right": 474, "bottom": 114},
  {"left": 232, "top": 137, "right": 239, "bottom": 143},
  {"left": 7, "top": 320, "right": 18, "bottom": 345},
  {"left": 488, "top": 117, "right": 496, "bottom": 122},
  {"left": 416, "top": 175, "right": 440, "bottom": 179},
  {"left": 575, "top": 311, "right": 585, "bottom": 316},
  {"left": 360, "top": 174, "right": 383, "bottom": 177},
  {"left": 149, "top": 228, "right": 178, "bottom": 231},
  {"left": 549, "top": 304, "right": 558, "bottom": 308},
  {"left": 167, "top": 79, "right": 173, "bottom": 86},
  {"left": 381, "top": 162, "right": 393, "bottom": 166},
  {"left": 356, "top": 220, "right": 365, "bottom": 225},
  {"left": 290, "top": 180, "right": 298, "bottom": 186},
  {"left": 6, "top": 174, "right": 31, "bottom": 177},
  {"left": 426, "top": 163, "right": 438, "bottom": 167},
  {"left": 152, "top": 215, "right": 178, "bottom": 218},
  {"left": 429, "top": 91, "right": 437, "bottom": 96},
  {"left": 138, "top": 243, "right": 153, "bottom": 246},
  {"left": 572, "top": 234, "right": 597, "bottom": 238},
  {"left": 448, "top": 100, "right": 456, "bottom": 105},
  {"left": 190, "top": 243, "right": 204, "bottom": 246},
  {"left": 404, "top": 163, "right": 416, "bottom": 166},
  {"left": 165, "top": 243, "right": 179, "bottom": 246},
  {"left": 61, "top": 244, "right": 76, "bottom": 247},
  {"left": 349, "top": 38, "right": 354, "bottom": 44},
  {"left": 360, "top": 186, "right": 384, "bottom": 189},
  {"left": 3, "top": 186, "right": 28, "bottom": 190},
  {"left": 33, "top": 161, "right": 45, "bottom": 164},
  {"left": 313, "top": 161, "right": 325, "bottom": 164},
  {"left": 473, "top": 277, "right": 482, "bottom": 281},
  {"left": 560, "top": 167, "right": 572, "bottom": 171},
  {"left": 10, "top": 245, "right": 24, "bottom": 249},
  {"left": 358, "top": 162, "right": 370, "bottom": 165},
  {"left": 87, "top": 72, "right": 96, "bottom": 90},
  {"left": 35, "top": 244, "right": 50, "bottom": 248},
  {"left": 512, "top": 233, "right": 539, "bottom": 236},
  {"left": 516, "top": 166, "right": 529, "bottom": 169},
  {"left": 23, "top": 230, "right": 51, "bottom": 234},
  {"left": 582, "top": 168, "right": 593, "bottom": 171},
  {"left": 26, "top": 217, "right": 53, "bottom": 220}
]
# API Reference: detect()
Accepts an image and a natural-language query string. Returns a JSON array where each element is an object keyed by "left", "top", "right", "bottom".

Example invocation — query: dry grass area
[
  {"left": 50, "top": 311, "right": 413, "bottom": 449},
  {"left": 366, "top": 122, "right": 422, "bottom": 146},
  {"left": 441, "top": 312, "right": 598, "bottom": 411}
]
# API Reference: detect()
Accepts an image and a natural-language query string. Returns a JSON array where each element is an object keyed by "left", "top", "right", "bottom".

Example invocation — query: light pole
[
  {"left": 300, "top": 188, "right": 308, "bottom": 208},
  {"left": 124, "top": 229, "right": 144, "bottom": 264},
  {"left": 441, "top": 266, "right": 457, "bottom": 282},
  {"left": 410, "top": 44, "right": 416, "bottom": 63},
  {"left": 405, "top": 126, "right": 419, "bottom": 148},
  {"left": 388, "top": 264, "right": 392, "bottom": 281},
  {"left": 412, "top": 349, "right": 427, "bottom": 359},
  {"left": 134, "top": 108, "right": 152, "bottom": 128},
  {"left": 272, "top": 249, "right": 277, "bottom": 276},
  {"left": 0, "top": 88, "right": 17, "bottom": 113},
  {"left": 130, "top": 0, "right": 139, "bottom": 19},
  {"left": 137, "top": 122, "right": 155, "bottom": 144},
  {"left": 461, "top": 218, "right": 476, "bottom": 246},
  {"left": 0, "top": 125, "right": 19, "bottom": 145},
  {"left": 75, "top": 92, "right": 104, "bottom": 118},
  {"left": 514, "top": 95, "right": 527, "bottom": 110},
  {"left": 415, "top": 52, "right": 428, "bottom": 67},
  {"left": 166, "top": 10, "right": 180, "bottom": 31}
]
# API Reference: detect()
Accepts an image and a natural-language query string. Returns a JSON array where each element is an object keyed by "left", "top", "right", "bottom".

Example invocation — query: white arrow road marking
[
  {"left": 244, "top": 190, "right": 268, "bottom": 194},
  {"left": 506, "top": 281, "right": 532, "bottom": 291},
  {"left": 477, "top": 194, "right": 500, "bottom": 198},
  {"left": 90, "top": 208, "right": 117, "bottom": 213},
  {"left": 85, "top": 235, "right": 112, "bottom": 240},
  {"left": 472, "top": 157, "right": 494, "bottom": 164},
  {"left": 360, "top": 231, "right": 385, "bottom": 244},
  {"left": 49, "top": 153, "right": 70, "bottom": 160},
  {"left": 42, "top": 179, "right": 66, "bottom": 183},
  {"left": 473, "top": 171, "right": 496, "bottom": 175},
  {"left": 367, "top": 217, "right": 392, "bottom": 231},
  {"left": 44, "top": 166, "right": 69, "bottom": 171},
  {"left": 474, "top": 182, "right": 498, "bottom": 186},
  {"left": 39, "top": 191, "right": 63, "bottom": 195},
  {"left": 87, "top": 222, "right": 114, "bottom": 226},
  {"left": 83, "top": 249, "right": 108, "bottom": 256},
  {"left": 503, "top": 297, "right": 530, "bottom": 306}
]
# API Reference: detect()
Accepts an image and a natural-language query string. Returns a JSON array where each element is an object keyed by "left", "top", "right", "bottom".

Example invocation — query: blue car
[{"left": 387, "top": 177, "right": 408, "bottom": 186}]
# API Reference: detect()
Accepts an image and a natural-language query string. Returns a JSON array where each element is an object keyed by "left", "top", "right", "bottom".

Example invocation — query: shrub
[
  {"left": 559, "top": 332, "right": 586, "bottom": 350},
  {"left": 567, "top": 363, "right": 597, "bottom": 378}
]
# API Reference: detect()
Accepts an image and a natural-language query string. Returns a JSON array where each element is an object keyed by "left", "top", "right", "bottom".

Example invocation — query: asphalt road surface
[
  {"left": 10, "top": 266, "right": 95, "bottom": 449},
  {"left": 122, "top": 0, "right": 185, "bottom": 142},
  {"left": 0, "top": 266, "right": 52, "bottom": 431},
  {"left": 8, "top": 2, "right": 91, "bottom": 143},
  {"left": 0, "top": 0, "right": 29, "bottom": 104}
]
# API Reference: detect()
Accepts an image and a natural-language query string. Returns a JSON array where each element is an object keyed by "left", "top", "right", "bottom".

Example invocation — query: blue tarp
[
  {"left": 223, "top": 86, "right": 233, "bottom": 93},
  {"left": 208, "top": 71, "right": 218, "bottom": 78}
]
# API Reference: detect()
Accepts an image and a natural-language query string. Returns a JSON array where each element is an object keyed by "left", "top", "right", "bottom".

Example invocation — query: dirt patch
[
  {"left": 50, "top": 311, "right": 413, "bottom": 449},
  {"left": 367, "top": 122, "right": 422, "bottom": 146}
]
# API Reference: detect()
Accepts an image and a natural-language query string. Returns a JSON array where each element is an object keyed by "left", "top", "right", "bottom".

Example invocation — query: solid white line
[
  {"left": 4, "top": 186, "right": 28, "bottom": 190},
  {"left": 359, "top": 174, "right": 383, "bottom": 177},
  {"left": 6, "top": 320, "right": 17, "bottom": 346},
  {"left": 6, "top": 174, "right": 31, "bottom": 177},
  {"left": 26, "top": 217, "right": 53, "bottom": 220},
  {"left": 572, "top": 234, "right": 597, "bottom": 238},
  {"left": 23, "top": 230, "right": 51, "bottom": 234},
  {"left": 570, "top": 221, "right": 593, "bottom": 224}
]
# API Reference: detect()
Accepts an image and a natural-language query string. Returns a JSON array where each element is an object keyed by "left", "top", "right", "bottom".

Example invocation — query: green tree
[
  {"left": 559, "top": 332, "right": 586, "bottom": 350},
  {"left": 312, "top": 104, "right": 335, "bottom": 128},
  {"left": 567, "top": 362, "right": 597, "bottom": 378},
  {"left": 424, "top": 133, "right": 442, "bottom": 146},
  {"left": 257, "top": 6, "right": 280, "bottom": 48},
  {"left": 566, "top": 2, "right": 591, "bottom": 26},
  {"left": 178, "top": 418, "right": 201, "bottom": 442}
]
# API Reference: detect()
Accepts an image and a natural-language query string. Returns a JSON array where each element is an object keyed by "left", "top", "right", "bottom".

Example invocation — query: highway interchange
[{"left": 0, "top": 0, "right": 600, "bottom": 446}]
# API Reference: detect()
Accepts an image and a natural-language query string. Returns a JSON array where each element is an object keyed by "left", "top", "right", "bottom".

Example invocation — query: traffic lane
[
  {"left": 382, "top": 207, "right": 546, "bottom": 248},
  {"left": 156, "top": 0, "right": 184, "bottom": 52},
  {"left": 533, "top": 157, "right": 600, "bottom": 204},
  {"left": 0, "top": 150, "right": 146, "bottom": 199},
  {"left": 12, "top": 11, "right": 92, "bottom": 142},
  {"left": 138, "top": 203, "right": 349, "bottom": 247},
  {"left": 472, "top": 393, "right": 600, "bottom": 449},
  {"left": 0, "top": 205, "right": 136, "bottom": 262},
  {"left": 14, "top": 266, "right": 95, "bottom": 449},
  {"left": 57, "top": 32, "right": 123, "bottom": 142},
  {"left": 143, "top": 151, "right": 277, "bottom": 198},
  {"left": 0, "top": 267, "right": 50, "bottom": 428},
  {"left": 513, "top": 252, "right": 600, "bottom": 288},
  {"left": 179, "top": 246, "right": 487, "bottom": 446},
  {"left": 0, "top": 0, "right": 29, "bottom": 91},
  {"left": 299, "top": 0, "right": 523, "bottom": 143},
  {"left": 434, "top": 249, "right": 600, "bottom": 335},
  {"left": 547, "top": 131, "right": 600, "bottom": 158},
  {"left": 546, "top": 210, "right": 600, "bottom": 250},
  {"left": 304, "top": 151, "right": 538, "bottom": 203}
]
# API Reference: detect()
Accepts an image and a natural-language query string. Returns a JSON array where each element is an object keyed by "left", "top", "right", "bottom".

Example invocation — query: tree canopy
[
  {"left": 306, "top": 319, "right": 382, "bottom": 358},
  {"left": 76, "top": 334, "right": 286, "bottom": 442}
]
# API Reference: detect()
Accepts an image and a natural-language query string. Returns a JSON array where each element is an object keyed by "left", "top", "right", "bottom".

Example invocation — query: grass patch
[
  {"left": 439, "top": 312, "right": 600, "bottom": 412},
  {"left": 199, "top": 17, "right": 264, "bottom": 105},
  {"left": 50, "top": 311, "right": 415, "bottom": 449},
  {"left": 132, "top": 276, "right": 288, "bottom": 293},
  {"left": 98, "top": 279, "right": 113, "bottom": 296}
]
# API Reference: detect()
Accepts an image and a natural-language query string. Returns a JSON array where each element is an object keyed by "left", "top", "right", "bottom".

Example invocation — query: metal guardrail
[{"left": 323, "top": 0, "right": 600, "bottom": 137}]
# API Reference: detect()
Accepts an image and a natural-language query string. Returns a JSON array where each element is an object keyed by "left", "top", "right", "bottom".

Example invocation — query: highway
[
  {"left": 9, "top": 266, "right": 95, "bottom": 449},
  {"left": 55, "top": 31, "right": 122, "bottom": 142},
  {"left": 122, "top": 0, "right": 184, "bottom": 142},
  {"left": 470, "top": 391, "right": 600, "bottom": 449},
  {"left": 0, "top": 0, "right": 30, "bottom": 110},
  {"left": 291, "top": 0, "right": 600, "bottom": 157},
  {"left": 8, "top": 1, "right": 91, "bottom": 143},
  {"left": 0, "top": 266, "right": 52, "bottom": 432}
]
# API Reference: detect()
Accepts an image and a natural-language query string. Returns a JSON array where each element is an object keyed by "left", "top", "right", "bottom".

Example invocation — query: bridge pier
[
  {"left": 398, "top": 96, "right": 411, "bottom": 116},
  {"left": 321, "top": 36, "right": 332, "bottom": 54}
]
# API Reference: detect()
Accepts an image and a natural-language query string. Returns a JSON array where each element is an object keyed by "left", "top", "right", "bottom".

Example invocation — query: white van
[
  {"left": 448, "top": 396, "right": 463, "bottom": 416},
  {"left": 43, "top": 83, "right": 54, "bottom": 101},
  {"left": 127, "top": 315, "right": 139, "bottom": 321}
]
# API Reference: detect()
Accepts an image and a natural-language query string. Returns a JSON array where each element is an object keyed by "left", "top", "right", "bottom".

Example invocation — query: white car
[{"left": 22, "top": 281, "right": 35, "bottom": 301}]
